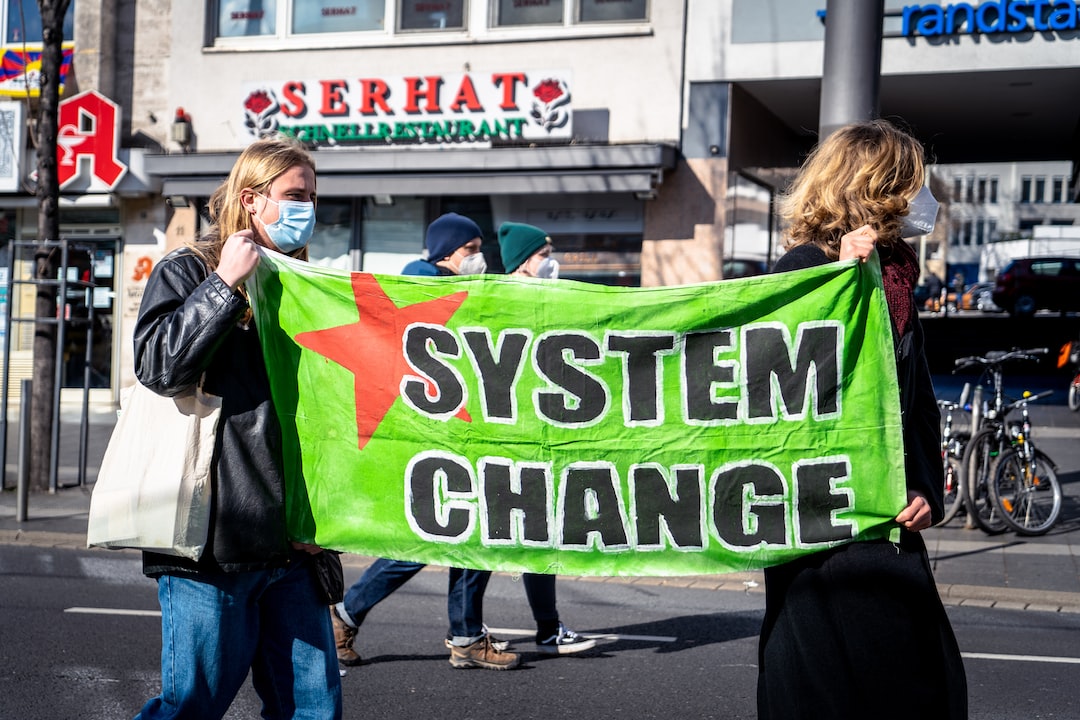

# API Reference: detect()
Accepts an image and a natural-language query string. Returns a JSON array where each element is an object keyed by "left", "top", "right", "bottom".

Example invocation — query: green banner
[{"left": 248, "top": 250, "right": 906, "bottom": 577}]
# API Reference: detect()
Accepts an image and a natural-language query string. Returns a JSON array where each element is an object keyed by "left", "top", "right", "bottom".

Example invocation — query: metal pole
[
  {"left": 819, "top": 0, "right": 884, "bottom": 139},
  {"left": 16, "top": 378, "right": 31, "bottom": 522},
  {"left": 77, "top": 284, "right": 93, "bottom": 487},
  {"left": 1, "top": 242, "right": 13, "bottom": 491},
  {"left": 49, "top": 240, "right": 68, "bottom": 493}
]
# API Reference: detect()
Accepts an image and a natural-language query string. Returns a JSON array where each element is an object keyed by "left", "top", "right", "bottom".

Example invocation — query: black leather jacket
[{"left": 133, "top": 248, "right": 292, "bottom": 576}]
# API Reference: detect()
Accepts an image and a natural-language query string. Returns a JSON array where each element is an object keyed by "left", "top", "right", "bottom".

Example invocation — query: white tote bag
[{"left": 87, "top": 379, "right": 221, "bottom": 560}]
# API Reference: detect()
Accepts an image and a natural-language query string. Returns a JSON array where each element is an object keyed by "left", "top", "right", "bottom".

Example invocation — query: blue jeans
[
  {"left": 341, "top": 558, "right": 492, "bottom": 645},
  {"left": 136, "top": 556, "right": 342, "bottom": 720}
]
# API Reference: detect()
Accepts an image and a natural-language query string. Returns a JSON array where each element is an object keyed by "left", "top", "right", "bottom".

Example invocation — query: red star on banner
[{"left": 295, "top": 273, "right": 469, "bottom": 450}]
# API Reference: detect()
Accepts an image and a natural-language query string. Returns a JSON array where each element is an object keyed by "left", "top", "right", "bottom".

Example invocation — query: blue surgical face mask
[
  {"left": 256, "top": 194, "right": 316, "bottom": 252},
  {"left": 901, "top": 185, "right": 939, "bottom": 238}
]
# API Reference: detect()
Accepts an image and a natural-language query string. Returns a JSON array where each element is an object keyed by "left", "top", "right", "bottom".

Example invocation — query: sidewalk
[{"left": 2, "top": 410, "right": 1079, "bottom": 613}]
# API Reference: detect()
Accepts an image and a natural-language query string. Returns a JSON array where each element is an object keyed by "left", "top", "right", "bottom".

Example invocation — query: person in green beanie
[{"left": 498, "top": 221, "right": 559, "bottom": 278}]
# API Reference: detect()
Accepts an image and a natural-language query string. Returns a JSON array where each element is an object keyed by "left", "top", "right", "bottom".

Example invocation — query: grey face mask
[
  {"left": 457, "top": 252, "right": 487, "bottom": 275},
  {"left": 900, "top": 185, "right": 939, "bottom": 238}
]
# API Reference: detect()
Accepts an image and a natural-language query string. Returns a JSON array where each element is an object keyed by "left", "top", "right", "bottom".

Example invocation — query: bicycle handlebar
[{"left": 953, "top": 347, "right": 1048, "bottom": 371}]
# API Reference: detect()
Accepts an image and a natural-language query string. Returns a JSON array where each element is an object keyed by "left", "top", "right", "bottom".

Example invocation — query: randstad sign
[{"left": 902, "top": 0, "right": 1079, "bottom": 37}]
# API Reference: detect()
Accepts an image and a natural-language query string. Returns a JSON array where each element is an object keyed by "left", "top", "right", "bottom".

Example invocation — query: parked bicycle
[
  {"left": 954, "top": 348, "right": 1062, "bottom": 536},
  {"left": 1057, "top": 340, "right": 1080, "bottom": 412},
  {"left": 935, "top": 383, "right": 970, "bottom": 527}
]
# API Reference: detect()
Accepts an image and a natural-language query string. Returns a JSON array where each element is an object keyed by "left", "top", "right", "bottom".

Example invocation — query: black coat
[{"left": 133, "top": 248, "right": 292, "bottom": 576}]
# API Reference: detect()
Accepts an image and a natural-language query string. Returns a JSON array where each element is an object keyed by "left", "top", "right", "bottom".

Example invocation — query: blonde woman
[
  {"left": 758, "top": 120, "right": 967, "bottom": 719},
  {"left": 133, "top": 137, "right": 341, "bottom": 719}
]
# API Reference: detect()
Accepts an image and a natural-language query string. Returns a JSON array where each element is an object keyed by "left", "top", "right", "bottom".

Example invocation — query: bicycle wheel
[
  {"left": 1069, "top": 375, "right": 1080, "bottom": 412},
  {"left": 961, "top": 428, "right": 1008, "bottom": 534},
  {"left": 989, "top": 448, "right": 1062, "bottom": 536},
  {"left": 937, "top": 454, "right": 965, "bottom": 526}
]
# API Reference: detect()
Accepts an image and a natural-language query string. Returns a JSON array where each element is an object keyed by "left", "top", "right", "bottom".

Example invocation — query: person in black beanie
[
  {"left": 330, "top": 212, "right": 520, "bottom": 672},
  {"left": 401, "top": 212, "right": 487, "bottom": 276}
]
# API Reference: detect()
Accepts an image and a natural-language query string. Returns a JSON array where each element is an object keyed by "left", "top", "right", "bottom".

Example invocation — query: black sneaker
[{"left": 536, "top": 623, "right": 596, "bottom": 655}]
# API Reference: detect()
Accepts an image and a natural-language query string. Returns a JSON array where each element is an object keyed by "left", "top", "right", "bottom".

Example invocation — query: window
[
  {"left": 964, "top": 175, "right": 974, "bottom": 203},
  {"left": 987, "top": 219, "right": 997, "bottom": 242},
  {"left": 496, "top": 0, "right": 564, "bottom": 26},
  {"left": 962, "top": 220, "right": 972, "bottom": 246},
  {"left": 1034, "top": 177, "right": 1045, "bottom": 204},
  {"left": 399, "top": 0, "right": 466, "bottom": 30},
  {"left": 1052, "top": 176, "right": 1065, "bottom": 203},
  {"left": 218, "top": 0, "right": 277, "bottom": 36},
  {"left": 293, "top": 0, "right": 384, "bottom": 34},
  {"left": 952, "top": 177, "right": 962, "bottom": 202},
  {"left": 4, "top": 0, "right": 75, "bottom": 42},
  {"left": 976, "top": 177, "right": 986, "bottom": 203},
  {"left": 1020, "top": 176, "right": 1032, "bottom": 204},
  {"left": 988, "top": 177, "right": 998, "bottom": 204},
  {"left": 975, "top": 218, "right": 985, "bottom": 245},
  {"left": 579, "top": 0, "right": 647, "bottom": 22}
]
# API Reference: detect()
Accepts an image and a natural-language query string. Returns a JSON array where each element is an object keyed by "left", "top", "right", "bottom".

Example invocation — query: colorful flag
[
  {"left": 248, "top": 250, "right": 905, "bottom": 577},
  {"left": 0, "top": 42, "right": 74, "bottom": 97}
]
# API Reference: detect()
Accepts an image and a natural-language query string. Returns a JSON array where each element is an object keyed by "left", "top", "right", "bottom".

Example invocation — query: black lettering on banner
[
  {"left": 534, "top": 332, "right": 610, "bottom": 426},
  {"left": 793, "top": 458, "right": 855, "bottom": 544},
  {"left": 630, "top": 464, "right": 705, "bottom": 549},
  {"left": 401, "top": 323, "right": 466, "bottom": 418},
  {"left": 605, "top": 332, "right": 677, "bottom": 425},
  {"left": 405, "top": 452, "right": 476, "bottom": 540},
  {"left": 711, "top": 462, "right": 788, "bottom": 548},
  {"left": 683, "top": 329, "right": 738, "bottom": 423},
  {"left": 743, "top": 322, "right": 842, "bottom": 421},
  {"left": 461, "top": 328, "right": 531, "bottom": 423},
  {"left": 559, "top": 463, "right": 630, "bottom": 549},
  {"left": 479, "top": 459, "right": 553, "bottom": 545}
]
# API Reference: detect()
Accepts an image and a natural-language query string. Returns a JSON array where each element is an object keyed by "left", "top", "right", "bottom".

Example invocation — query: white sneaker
[{"left": 536, "top": 623, "right": 596, "bottom": 655}]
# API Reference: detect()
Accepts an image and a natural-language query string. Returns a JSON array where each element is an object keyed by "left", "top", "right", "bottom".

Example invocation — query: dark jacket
[
  {"left": 133, "top": 248, "right": 292, "bottom": 576},
  {"left": 401, "top": 258, "right": 453, "bottom": 276},
  {"left": 773, "top": 245, "right": 944, "bottom": 522}
]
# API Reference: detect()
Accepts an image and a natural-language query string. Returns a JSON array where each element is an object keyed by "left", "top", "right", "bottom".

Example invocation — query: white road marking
[
  {"left": 486, "top": 626, "right": 676, "bottom": 643},
  {"left": 962, "top": 652, "right": 1080, "bottom": 665},
  {"left": 65, "top": 606, "right": 161, "bottom": 617}
]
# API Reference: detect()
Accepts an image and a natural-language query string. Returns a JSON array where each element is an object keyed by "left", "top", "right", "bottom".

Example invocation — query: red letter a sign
[{"left": 57, "top": 90, "right": 127, "bottom": 191}]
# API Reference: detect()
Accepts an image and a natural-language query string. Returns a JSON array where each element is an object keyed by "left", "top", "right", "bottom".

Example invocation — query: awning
[{"left": 144, "top": 143, "right": 678, "bottom": 198}]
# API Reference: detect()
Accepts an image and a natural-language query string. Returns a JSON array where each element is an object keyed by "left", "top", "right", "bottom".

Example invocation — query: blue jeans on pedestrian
[
  {"left": 340, "top": 558, "right": 492, "bottom": 646},
  {"left": 135, "top": 555, "right": 342, "bottom": 720}
]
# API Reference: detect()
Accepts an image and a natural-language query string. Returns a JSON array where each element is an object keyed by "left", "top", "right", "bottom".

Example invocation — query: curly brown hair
[{"left": 780, "top": 119, "right": 926, "bottom": 260}]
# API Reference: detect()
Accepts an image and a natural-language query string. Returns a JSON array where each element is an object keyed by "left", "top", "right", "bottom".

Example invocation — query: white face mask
[
  {"left": 457, "top": 252, "right": 487, "bottom": 276},
  {"left": 534, "top": 257, "right": 559, "bottom": 279},
  {"left": 901, "top": 185, "right": 939, "bottom": 238}
]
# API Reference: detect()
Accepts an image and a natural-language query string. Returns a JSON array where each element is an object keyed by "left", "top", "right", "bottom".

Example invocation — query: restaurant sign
[{"left": 240, "top": 70, "right": 572, "bottom": 147}]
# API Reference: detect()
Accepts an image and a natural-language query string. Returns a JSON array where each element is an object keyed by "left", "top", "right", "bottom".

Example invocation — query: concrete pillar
[{"left": 819, "top": 0, "right": 884, "bottom": 138}]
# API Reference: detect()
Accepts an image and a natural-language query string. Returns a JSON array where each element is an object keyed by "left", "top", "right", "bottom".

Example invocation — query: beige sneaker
[
  {"left": 330, "top": 605, "right": 363, "bottom": 667},
  {"left": 447, "top": 635, "right": 521, "bottom": 670}
]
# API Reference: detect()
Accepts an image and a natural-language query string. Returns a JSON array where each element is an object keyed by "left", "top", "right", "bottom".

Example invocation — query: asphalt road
[{"left": 3, "top": 544, "right": 1080, "bottom": 720}]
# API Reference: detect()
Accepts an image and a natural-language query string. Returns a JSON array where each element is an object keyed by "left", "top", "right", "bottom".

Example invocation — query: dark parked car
[
  {"left": 991, "top": 256, "right": 1080, "bottom": 316},
  {"left": 722, "top": 258, "right": 769, "bottom": 279}
]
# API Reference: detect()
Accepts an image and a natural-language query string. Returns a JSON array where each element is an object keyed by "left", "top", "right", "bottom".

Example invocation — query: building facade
[{"left": 1, "top": 0, "right": 1078, "bottom": 403}]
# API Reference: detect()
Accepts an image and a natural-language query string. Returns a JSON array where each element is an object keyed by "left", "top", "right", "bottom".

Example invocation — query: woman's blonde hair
[
  {"left": 780, "top": 119, "right": 926, "bottom": 260},
  {"left": 193, "top": 136, "right": 316, "bottom": 269}
]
